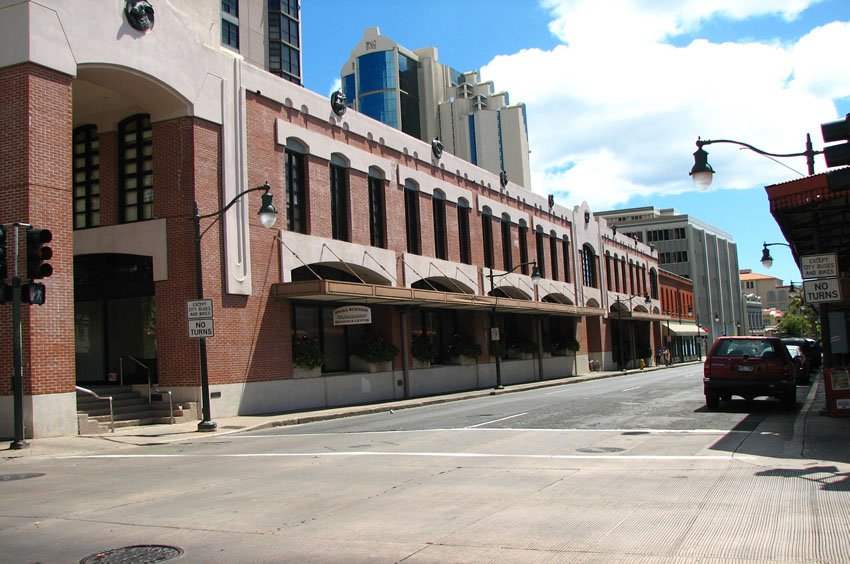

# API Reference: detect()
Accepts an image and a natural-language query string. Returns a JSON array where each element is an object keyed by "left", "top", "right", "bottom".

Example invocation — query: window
[
  {"left": 221, "top": 0, "right": 239, "bottom": 50},
  {"left": 457, "top": 198, "right": 471, "bottom": 265},
  {"left": 549, "top": 231, "right": 559, "bottom": 281},
  {"left": 518, "top": 220, "right": 529, "bottom": 275},
  {"left": 501, "top": 214, "right": 513, "bottom": 271},
  {"left": 581, "top": 244, "right": 597, "bottom": 288},
  {"left": 433, "top": 191, "right": 448, "bottom": 260},
  {"left": 605, "top": 252, "right": 612, "bottom": 291},
  {"left": 412, "top": 309, "right": 457, "bottom": 365},
  {"left": 73, "top": 125, "right": 100, "bottom": 229},
  {"left": 535, "top": 228, "right": 546, "bottom": 278},
  {"left": 368, "top": 171, "right": 386, "bottom": 248},
  {"left": 285, "top": 143, "right": 307, "bottom": 233},
  {"left": 329, "top": 158, "right": 349, "bottom": 242},
  {"left": 119, "top": 114, "right": 153, "bottom": 223},
  {"left": 482, "top": 208, "right": 494, "bottom": 269},
  {"left": 404, "top": 182, "right": 421, "bottom": 254},
  {"left": 292, "top": 304, "right": 351, "bottom": 373},
  {"left": 268, "top": 0, "right": 301, "bottom": 84},
  {"left": 562, "top": 235, "right": 571, "bottom": 283},
  {"left": 398, "top": 54, "right": 421, "bottom": 138}
]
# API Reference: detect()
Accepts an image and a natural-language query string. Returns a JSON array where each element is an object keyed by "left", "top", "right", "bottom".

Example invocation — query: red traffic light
[{"left": 26, "top": 228, "right": 53, "bottom": 280}]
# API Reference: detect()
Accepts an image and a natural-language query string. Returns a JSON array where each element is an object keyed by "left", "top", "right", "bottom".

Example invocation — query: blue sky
[{"left": 302, "top": 0, "right": 850, "bottom": 289}]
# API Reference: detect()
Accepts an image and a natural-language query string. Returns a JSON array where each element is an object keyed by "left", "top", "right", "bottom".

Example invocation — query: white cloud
[{"left": 480, "top": 0, "right": 850, "bottom": 209}]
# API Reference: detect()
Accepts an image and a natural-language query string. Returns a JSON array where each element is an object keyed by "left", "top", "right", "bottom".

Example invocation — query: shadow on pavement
[{"left": 754, "top": 466, "right": 850, "bottom": 492}]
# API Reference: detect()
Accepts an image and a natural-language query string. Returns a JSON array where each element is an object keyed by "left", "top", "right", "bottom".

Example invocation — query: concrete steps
[{"left": 76, "top": 386, "right": 196, "bottom": 434}]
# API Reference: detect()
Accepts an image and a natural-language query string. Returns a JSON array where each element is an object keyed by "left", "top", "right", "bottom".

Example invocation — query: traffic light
[
  {"left": 821, "top": 114, "right": 850, "bottom": 168},
  {"left": 26, "top": 228, "right": 53, "bottom": 280},
  {"left": 0, "top": 225, "right": 7, "bottom": 281},
  {"left": 0, "top": 282, "right": 9, "bottom": 304}
]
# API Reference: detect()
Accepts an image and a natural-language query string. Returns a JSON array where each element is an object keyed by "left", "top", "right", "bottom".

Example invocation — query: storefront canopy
[
  {"left": 662, "top": 322, "right": 703, "bottom": 336},
  {"left": 272, "top": 280, "right": 606, "bottom": 317}
]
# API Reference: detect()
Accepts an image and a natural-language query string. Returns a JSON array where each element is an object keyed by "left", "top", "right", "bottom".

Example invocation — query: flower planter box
[
  {"left": 350, "top": 356, "right": 392, "bottom": 373},
  {"left": 448, "top": 355, "right": 477, "bottom": 366},
  {"left": 508, "top": 349, "right": 533, "bottom": 360},
  {"left": 293, "top": 366, "right": 321, "bottom": 379},
  {"left": 412, "top": 358, "right": 431, "bottom": 369}
]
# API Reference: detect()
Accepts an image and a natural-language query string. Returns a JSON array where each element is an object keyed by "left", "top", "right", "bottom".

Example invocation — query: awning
[
  {"left": 271, "top": 280, "right": 606, "bottom": 317},
  {"left": 662, "top": 322, "right": 702, "bottom": 336}
]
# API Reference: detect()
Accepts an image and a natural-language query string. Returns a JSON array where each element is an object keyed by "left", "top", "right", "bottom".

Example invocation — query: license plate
[{"left": 738, "top": 365, "right": 754, "bottom": 372}]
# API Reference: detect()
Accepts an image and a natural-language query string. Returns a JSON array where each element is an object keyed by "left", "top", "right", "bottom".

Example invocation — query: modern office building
[
  {"left": 339, "top": 28, "right": 532, "bottom": 188},
  {"left": 596, "top": 207, "right": 743, "bottom": 343},
  {"left": 1, "top": 1, "right": 677, "bottom": 440}
]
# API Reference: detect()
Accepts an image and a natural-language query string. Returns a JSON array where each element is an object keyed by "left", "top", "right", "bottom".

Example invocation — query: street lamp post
[
  {"left": 690, "top": 136, "right": 822, "bottom": 190},
  {"left": 760, "top": 241, "right": 792, "bottom": 269},
  {"left": 193, "top": 182, "right": 277, "bottom": 431},
  {"left": 488, "top": 261, "right": 541, "bottom": 389}
]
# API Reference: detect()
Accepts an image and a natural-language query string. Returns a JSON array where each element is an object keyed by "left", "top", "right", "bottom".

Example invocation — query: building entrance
[{"left": 74, "top": 254, "right": 156, "bottom": 385}]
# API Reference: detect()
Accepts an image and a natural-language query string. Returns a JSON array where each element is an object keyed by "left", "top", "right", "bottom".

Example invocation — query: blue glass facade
[
  {"left": 468, "top": 115, "right": 477, "bottom": 165},
  {"left": 358, "top": 51, "right": 396, "bottom": 93},
  {"left": 360, "top": 91, "right": 399, "bottom": 128},
  {"left": 342, "top": 74, "right": 356, "bottom": 106}
]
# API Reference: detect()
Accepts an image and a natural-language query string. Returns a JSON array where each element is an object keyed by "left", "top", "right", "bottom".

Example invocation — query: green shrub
[
  {"left": 292, "top": 334, "right": 324, "bottom": 369},
  {"left": 447, "top": 332, "right": 482, "bottom": 358},
  {"left": 411, "top": 333, "right": 438, "bottom": 362},
  {"left": 356, "top": 332, "right": 400, "bottom": 363}
]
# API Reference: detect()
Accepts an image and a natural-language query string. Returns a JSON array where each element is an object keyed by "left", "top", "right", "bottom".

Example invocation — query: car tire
[{"left": 706, "top": 393, "right": 720, "bottom": 409}]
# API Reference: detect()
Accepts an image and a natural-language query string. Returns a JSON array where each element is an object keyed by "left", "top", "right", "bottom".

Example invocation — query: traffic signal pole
[{"left": 10, "top": 274, "right": 27, "bottom": 449}]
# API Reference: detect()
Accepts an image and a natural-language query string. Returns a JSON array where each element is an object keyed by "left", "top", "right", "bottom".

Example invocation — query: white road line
[
  {"left": 232, "top": 428, "right": 746, "bottom": 437},
  {"left": 621, "top": 386, "right": 643, "bottom": 392},
  {"left": 466, "top": 412, "right": 528, "bottom": 428},
  {"left": 62, "top": 451, "right": 746, "bottom": 461}
]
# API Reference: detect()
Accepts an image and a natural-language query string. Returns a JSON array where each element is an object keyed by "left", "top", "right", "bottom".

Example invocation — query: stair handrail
[
  {"left": 76, "top": 386, "right": 114, "bottom": 433},
  {"left": 120, "top": 355, "right": 153, "bottom": 403},
  {"left": 154, "top": 388, "right": 175, "bottom": 424}
]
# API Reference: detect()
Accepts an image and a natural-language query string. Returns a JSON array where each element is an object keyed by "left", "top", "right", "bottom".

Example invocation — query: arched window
[
  {"left": 368, "top": 167, "right": 386, "bottom": 248},
  {"left": 404, "top": 180, "right": 421, "bottom": 254},
  {"left": 518, "top": 219, "right": 529, "bottom": 275},
  {"left": 535, "top": 226, "right": 546, "bottom": 278},
  {"left": 549, "top": 230, "right": 559, "bottom": 281},
  {"left": 457, "top": 198, "right": 471, "bottom": 265},
  {"left": 73, "top": 124, "right": 100, "bottom": 229},
  {"left": 286, "top": 138, "right": 308, "bottom": 233},
  {"left": 433, "top": 189, "right": 447, "bottom": 260},
  {"left": 329, "top": 154, "right": 350, "bottom": 242},
  {"left": 501, "top": 213, "right": 513, "bottom": 271},
  {"left": 605, "top": 251, "right": 612, "bottom": 291},
  {"left": 613, "top": 253, "right": 620, "bottom": 292},
  {"left": 481, "top": 206, "right": 494, "bottom": 269},
  {"left": 581, "top": 244, "right": 597, "bottom": 288},
  {"left": 562, "top": 235, "right": 571, "bottom": 283}
]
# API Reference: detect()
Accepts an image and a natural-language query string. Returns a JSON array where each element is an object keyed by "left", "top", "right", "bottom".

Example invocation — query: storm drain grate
[
  {"left": 0, "top": 473, "right": 45, "bottom": 482},
  {"left": 80, "top": 545, "right": 183, "bottom": 563},
  {"left": 576, "top": 447, "right": 625, "bottom": 454}
]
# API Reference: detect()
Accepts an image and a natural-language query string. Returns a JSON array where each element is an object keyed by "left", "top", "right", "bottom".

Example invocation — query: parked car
[
  {"left": 781, "top": 337, "right": 821, "bottom": 371},
  {"left": 785, "top": 344, "right": 811, "bottom": 384},
  {"left": 703, "top": 336, "right": 797, "bottom": 409}
]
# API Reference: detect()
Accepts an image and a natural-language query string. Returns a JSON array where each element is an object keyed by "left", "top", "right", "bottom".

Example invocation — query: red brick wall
[{"left": 0, "top": 64, "right": 75, "bottom": 396}]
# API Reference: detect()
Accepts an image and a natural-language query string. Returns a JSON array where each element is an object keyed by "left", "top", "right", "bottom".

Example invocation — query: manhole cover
[
  {"left": 80, "top": 545, "right": 183, "bottom": 563},
  {"left": 0, "top": 473, "right": 45, "bottom": 482},
  {"left": 576, "top": 447, "right": 625, "bottom": 454}
]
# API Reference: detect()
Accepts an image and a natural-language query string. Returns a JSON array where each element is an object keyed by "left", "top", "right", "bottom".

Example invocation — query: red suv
[{"left": 703, "top": 336, "right": 797, "bottom": 409}]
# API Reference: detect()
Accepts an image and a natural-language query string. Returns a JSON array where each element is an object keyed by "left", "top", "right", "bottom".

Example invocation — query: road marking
[
  {"left": 466, "top": 412, "right": 528, "bottom": 428},
  {"left": 62, "top": 452, "right": 746, "bottom": 461},
  {"left": 621, "top": 386, "right": 643, "bottom": 392},
  {"left": 232, "top": 428, "right": 747, "bottom": 437}
]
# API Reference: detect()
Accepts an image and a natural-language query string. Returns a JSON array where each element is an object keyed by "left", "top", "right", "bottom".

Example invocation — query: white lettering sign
[
  {"left": 333, "top": 305, "right": 372, "bottom": 326},
  {"left": 801, "top": 253, "right": 839, "bottom": 279},
  {"left": 187, "top": 299, "right": 213, "bottom": 320},
  {"left": 803, "top": 278, "right": 842, "bottom": 304},
  {"left": 188, "top": 319, "right": 214, "bottom": 339}
]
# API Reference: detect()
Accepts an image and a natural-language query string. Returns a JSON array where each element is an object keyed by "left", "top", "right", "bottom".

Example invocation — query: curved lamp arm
[
  {"left": 690, "top": 135, "right": 822, "bottom": 190},
  {"left": 195, "top": 182, "right": 276, "bottom": 224},
  {"left": 760, "top": 241, "right": 791, "bottom": 269}
]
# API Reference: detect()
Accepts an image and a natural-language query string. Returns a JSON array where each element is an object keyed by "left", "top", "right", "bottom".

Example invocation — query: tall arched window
[
  {"left": 501, "top": 213, "right": 513, "bottom": 271},
  {"left": 481, "top": 206, "right": 494, "bottom": 269},
  {"left": 404, "top": 180, "right": 421, "bottom": 254},
  {"left": 329, "top": 154, "right": 350, "bottom": 242},
  {"left": 581, "top": 244, "right": 598, "bottom": 288},
  {"left": 549, "top": 230, "right": 559, "bottom": 281},
  {"left": 605, "top": 251, "right": 612, "bottom": 291},
  {"left": 73, "top": 124, "right": 100, "bottom": 229},
  {"left": 518, "top": 219, "right": 529, "bottom": 274},
  {"left": 367, "top": 167, "right": 386, "bottom": 248},
  {"left": 613, "top": 253, "right": 620, "bottom": 292},
  {"left": 535, "top": 226, "right": 546, "bottom": 278},
  {"left": 562, "top": 235, "right": 571, "bottom": 283},
  {"left": 285, "top": 138, "right": 308, "bottom": 234},
  {"left": 457, "top": 198, "right": 471, "bottom": 265},
  {"left": 433, "top": 189, "right": 447, "bottom": 260}
]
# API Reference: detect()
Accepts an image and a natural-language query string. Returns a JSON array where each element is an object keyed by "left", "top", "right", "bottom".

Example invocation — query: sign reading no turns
[{"left": 187, "top": 299, "right": 214, "bottom": 338}]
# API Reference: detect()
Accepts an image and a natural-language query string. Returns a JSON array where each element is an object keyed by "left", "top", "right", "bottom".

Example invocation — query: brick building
[{"left": 1, "top": 1, "right": 667, "bottom": 438}]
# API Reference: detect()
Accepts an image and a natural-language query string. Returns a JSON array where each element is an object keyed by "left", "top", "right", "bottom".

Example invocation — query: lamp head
[
  {"left": 258, "top": 184, "right": 277, "bottom": 229},
  {"left": 760, "top": 243, "right": 773, "bottom": 269},
  {"left": 530, "top": 262, "right": 542, "bottom": 285},
  {"left": 690, "top": 145, "right": 714, "bottom": 190}
]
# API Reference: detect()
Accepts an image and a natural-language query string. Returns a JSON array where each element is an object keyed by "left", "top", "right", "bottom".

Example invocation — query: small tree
[
  {"left": 411, "top": 333, "right": 438, "bottom": 363},
  {"left": 355, "top": 332, "right": 400, "bottom": 363},
  {"left": 292, "top": 334, "right": 324, "bottom": 370},
  {"left": 447, "top": 332, "right": 482, "bottom": 359}
]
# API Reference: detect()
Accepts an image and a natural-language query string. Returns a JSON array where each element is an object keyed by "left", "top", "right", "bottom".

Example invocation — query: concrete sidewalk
[{"left": 3, "top": 362, "right": 848, "bottom": 463}]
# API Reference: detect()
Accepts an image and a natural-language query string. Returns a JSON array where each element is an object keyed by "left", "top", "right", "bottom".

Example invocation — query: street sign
[
  {"left": 801, "top": 253, "right": 838, "bottom": 279},
  {"left": 187, "top": 299, "right": 213, "bottom": 319},
  {"left": 802, "top": 278, "right": 842, "bottom": 304},
  {"left": 188, "top": 318, "right": 214, "bottom": 338},
  {"left": 333, "top": 305, "right": 372, "bottom": 326}
]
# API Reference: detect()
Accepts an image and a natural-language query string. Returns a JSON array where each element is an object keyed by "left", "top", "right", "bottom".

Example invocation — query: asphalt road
[{"left": 2, "top": 364, "right": 847, "bottom": 563}]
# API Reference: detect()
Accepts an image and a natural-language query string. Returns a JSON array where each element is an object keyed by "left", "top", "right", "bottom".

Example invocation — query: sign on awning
[
  {"left": 333, "top": 305, "right": 372, "bottom": 326},
  {"left": 803, "top": 278, "right": 842, "bottom": 304},
  {"left": 801, "top": 253, "right": 838, "bottom": 279}
]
